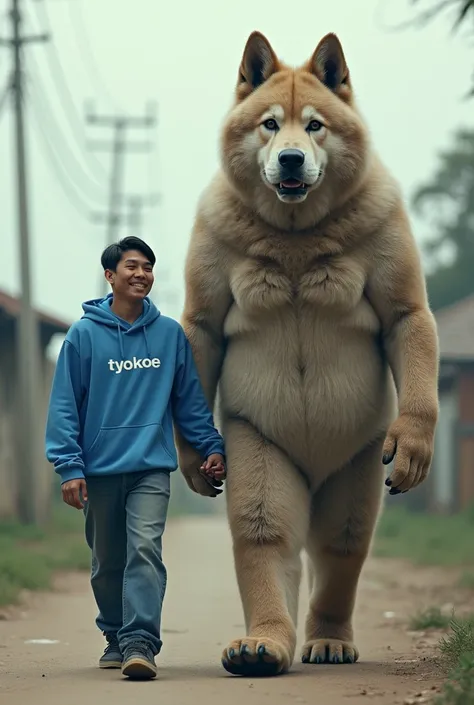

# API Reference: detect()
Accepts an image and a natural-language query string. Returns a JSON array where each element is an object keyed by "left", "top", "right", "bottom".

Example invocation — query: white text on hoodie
[{"left": 108, "top": 357, "right": 161, "bottom": 374}]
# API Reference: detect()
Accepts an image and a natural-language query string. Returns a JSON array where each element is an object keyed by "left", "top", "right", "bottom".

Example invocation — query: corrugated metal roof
[{"left": 0, "top": 289, "right": 71, "bottom": 332}]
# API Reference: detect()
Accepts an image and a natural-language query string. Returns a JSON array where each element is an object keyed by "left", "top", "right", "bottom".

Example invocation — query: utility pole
[
  {"left": 85, "top": 102, "right": 157, "bottom": 296},
  {"left": 0, "top": 0, "right": 49, "bottom": 524},
  {"left": 126, "top": 193, "right": 161, "bottom": 237}
]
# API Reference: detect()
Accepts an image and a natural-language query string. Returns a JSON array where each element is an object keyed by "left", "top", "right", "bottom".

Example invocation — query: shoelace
[
  {"left": 104, "top": 636, "right": 119, "bottom": 653},
  {"left": 127, "top": 642, "right": 153, "bottom": 660}
]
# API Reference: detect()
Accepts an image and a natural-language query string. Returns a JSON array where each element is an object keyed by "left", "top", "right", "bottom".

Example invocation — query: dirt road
[{"left": 0, "top": 516, "right": 448, "bottom": 705}]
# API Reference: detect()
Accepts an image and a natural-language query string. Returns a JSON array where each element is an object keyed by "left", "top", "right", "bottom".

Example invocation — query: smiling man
[{"left": 45, "top": 236, "right": 226, "bottom": 680}]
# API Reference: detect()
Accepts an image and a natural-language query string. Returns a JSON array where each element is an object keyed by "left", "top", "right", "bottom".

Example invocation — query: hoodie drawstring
[
  {"left": 117, "top": 323, "right": 151, "bottom": 359},
  {"left": 143, "top": 326, "right": 152, "bottom": 358},
  {"left": 117, "top": 324, "right": 125, "bottom": 359}
]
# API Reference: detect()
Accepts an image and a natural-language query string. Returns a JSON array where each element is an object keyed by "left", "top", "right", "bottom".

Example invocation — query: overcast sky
[{"left": 1, "top": 0, "right": 473, "bottom": 357}]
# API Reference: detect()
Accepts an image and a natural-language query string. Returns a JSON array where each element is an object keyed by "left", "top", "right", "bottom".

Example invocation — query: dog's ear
[
  {"left": 310, "top": 33, "right": 350, "bottom": 94},
  {"left": 238, "top": 31, "right": 278, "bottom": 92}
]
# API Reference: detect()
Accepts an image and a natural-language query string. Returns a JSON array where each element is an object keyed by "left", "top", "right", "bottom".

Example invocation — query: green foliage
[
  {"left": 409, "top": 1, "right": 474, "bottom": 97},
  {"left": 374, "top": 505, "right": 474, "bottom": 566},
  {"left": 0, "top": 472, "right": 219, "bottom": 608},
  {"left": 410, "top": 0, "right": 474, "bottom": 31},
  {"left": 0, "top": 502, "right": 90, "bottom": 607},
  {"left": 380, "top": 497, "right": 474, "bottom": 703},
  {"left": 436, "top": 617, "right": 474, "bottom": 704},
  {"left": 440, "top": 615, "right": 474, "bottom": 669},
  {"left": 410, "top": 127, "right": 474, "bottom": 311},
  {"left": 405, "top": 3, "right": 474, "bottom": 312},
  {"left": 458, "top": 572, "right": 474, "bottom": 590},
  {"left": 436, "top": 653, "right": 474, "bottom": 704},
  {"left": 410, "top": 606, "right": 452, "bottom": 630}
]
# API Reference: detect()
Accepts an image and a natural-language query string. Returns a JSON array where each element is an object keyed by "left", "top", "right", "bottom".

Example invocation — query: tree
[
  {"left": 390, "top": 1, "right": 474, "bottom": 95},
  {"left": 411, "top": 127, "right": 474, "bottom": 310},
  {"left": 410, "top": 0, "right": 474, "bottom": 29}
]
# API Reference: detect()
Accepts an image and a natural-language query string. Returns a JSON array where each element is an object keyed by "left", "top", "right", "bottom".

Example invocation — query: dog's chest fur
[{"left": 226, "top": 216, "right": 370, "bottom": 317}]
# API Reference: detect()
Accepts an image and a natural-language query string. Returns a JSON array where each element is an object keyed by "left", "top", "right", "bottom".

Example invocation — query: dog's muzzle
[{"left": 276, "top": 149, "right": 307, "bottom": 196}]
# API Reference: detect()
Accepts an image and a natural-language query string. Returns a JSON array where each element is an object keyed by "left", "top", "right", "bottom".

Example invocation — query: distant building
[
  {"left": 406, "top": 295, "right": 474, "bottom": 513},
  {"left": 0, "top": 289, "right": 70, "bottom": 521}
]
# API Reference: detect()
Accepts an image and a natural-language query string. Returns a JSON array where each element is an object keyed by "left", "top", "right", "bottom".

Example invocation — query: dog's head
[{"left": 221, "top": 32, "right": 370, "bottom": 214}]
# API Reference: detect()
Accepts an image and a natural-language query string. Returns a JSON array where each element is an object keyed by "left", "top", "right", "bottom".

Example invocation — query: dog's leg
[
  {"left": 221, "top": 418, "right": 310, "bottom": 677},
  {"left": 301, "top": 438, "right": 385, "bottom": 665}
]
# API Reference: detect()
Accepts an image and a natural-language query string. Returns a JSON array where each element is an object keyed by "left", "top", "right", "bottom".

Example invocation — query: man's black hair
[{"left": 101, "top": 236, "right": 156, "bottom": 272}]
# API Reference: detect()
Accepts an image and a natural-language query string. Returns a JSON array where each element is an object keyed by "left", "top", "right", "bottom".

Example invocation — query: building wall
[
  {"left": 0, "top": 319, "right": 57, "bottom": 522},
  {"left": 457, "top": 365, "right": 474, "bottom": 510},
  {"left": 430, "top": 383, "right": 458, "bottom": 512},
  {"left": 422, "top": 363, "right": 474, "bottom": 514},
  {"left": 0, "top": 319, "right": 18, "bottom": 518}
]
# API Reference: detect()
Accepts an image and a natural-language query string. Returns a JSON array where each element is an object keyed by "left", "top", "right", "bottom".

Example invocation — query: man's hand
[
  {"left": 62, "top": 478, "right": 88, "bottom": 510},
  {"left": 200, "top": 453, "right": 226, "bottom": 481}
]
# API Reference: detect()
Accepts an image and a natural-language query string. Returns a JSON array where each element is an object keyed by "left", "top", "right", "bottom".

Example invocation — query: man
[{"left": 45, "top": 236, "right": 225, "bottom": 680}]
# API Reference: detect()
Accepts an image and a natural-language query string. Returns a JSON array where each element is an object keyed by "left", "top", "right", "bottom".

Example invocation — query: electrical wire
[
  {"left": 0, "top": 73, "right": 11, "bottom": 122},
  {"left": 29, "top": 1, "right": 109, "bottom": 184},
  {"left": 25, "top": 80, "right": 100, "bottom": 221},
  {"left": 67, "top": 0, "right": 123, "bottom": 113},
  {"left": 27, "top": 68, "right": 107, "bottom": 205}
]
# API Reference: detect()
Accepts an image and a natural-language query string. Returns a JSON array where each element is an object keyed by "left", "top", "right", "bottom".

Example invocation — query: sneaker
[
  {"left": 121, "top": 641, "right": 157, "bottom": 680},
  {"left": 99, "top": 633, "right": 122, "bottom": 669}
]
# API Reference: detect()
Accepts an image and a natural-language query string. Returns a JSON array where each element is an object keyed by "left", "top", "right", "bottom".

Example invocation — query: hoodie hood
[{"left": 81, "top": 293, "right": 161, "bottom": 359}]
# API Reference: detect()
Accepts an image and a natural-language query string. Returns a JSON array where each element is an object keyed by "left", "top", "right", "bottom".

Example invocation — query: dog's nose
[{"left": 278, "top": 149, "right": 305, "bottom": 168}]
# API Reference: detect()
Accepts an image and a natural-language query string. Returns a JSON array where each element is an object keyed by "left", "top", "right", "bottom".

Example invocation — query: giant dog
[{"left": 175, "top": 31, "right": 439, "bottom": 677}]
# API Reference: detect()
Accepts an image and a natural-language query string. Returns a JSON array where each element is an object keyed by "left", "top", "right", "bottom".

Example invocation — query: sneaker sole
[
  {"left": 99, "top": 660, "right": 122, "bottom": 669},
  {"left": 122, "top": 657, "right": 157, "bottom": 680}
]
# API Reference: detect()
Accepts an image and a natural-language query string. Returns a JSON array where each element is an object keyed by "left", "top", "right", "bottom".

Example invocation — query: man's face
[{"left": 105, "top": 249, "right": 154, "bottom": 301}]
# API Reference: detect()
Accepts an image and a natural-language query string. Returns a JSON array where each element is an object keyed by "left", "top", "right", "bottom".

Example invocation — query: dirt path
[{"left": 0, "top": 516, "right": 449, "bottom": 705}]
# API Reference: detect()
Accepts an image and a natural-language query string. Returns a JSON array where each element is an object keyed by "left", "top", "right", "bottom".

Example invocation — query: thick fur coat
[{"left": 175, "top": 31, "right": 439, "bottom": 677}]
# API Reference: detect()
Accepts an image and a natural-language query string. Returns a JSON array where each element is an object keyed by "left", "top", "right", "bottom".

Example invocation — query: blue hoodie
[{"left": 45, "top": 294, "right": 225, "bottom": 484}]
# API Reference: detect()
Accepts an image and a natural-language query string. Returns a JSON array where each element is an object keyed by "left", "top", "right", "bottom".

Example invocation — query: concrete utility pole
[
  {"left": 85, "top": 102, "right": 157, "bottom": 296},
  {"left": 0, "top": 0, "right": 49, "bottom": 524},
  {"left": 126, "top": 193, "right": 161, "bottom": 237}
]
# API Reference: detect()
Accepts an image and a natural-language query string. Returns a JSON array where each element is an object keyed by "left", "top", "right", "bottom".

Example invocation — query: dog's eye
[
  {"left": 308, "top": 119, "right": 323, "bottom": 132},
  {"left": 262, "top": 118, "right": 278, "bottom": 131}
]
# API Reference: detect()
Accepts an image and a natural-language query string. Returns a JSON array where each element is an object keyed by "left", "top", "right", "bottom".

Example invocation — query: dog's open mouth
[{"left": 278, "top": 178, "right": 308, "bottom": 196}]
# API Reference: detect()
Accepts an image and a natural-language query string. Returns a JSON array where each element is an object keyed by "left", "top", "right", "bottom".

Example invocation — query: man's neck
[{"left": 110, "top": 297, "right": 144, "bottom": 325}]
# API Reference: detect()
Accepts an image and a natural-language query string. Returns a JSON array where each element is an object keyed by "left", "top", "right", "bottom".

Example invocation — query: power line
[
  {"left": 142, "top": 126, "right": 161, "bottom": 231},
  {"left": 67, "top": 0, "right": 122, "bottom": 112},
  {"left": 25, "top": 81, "right": 98, "bottom": 219},
  {"left": 30, "top": 0, "right": 108, "bottom": 181},
  {"left": 92, "top": 192, "right": 161, "bottom": 238},
  {"left": 126, "top": 193, "right": 161, "bottom": 237},
  {"left": 26, "top": 71, "right": 106, "bottom": 204},
  {"left": 85, "top": 101, "right": 158, "bottom": 295},
  {"left": 0, "top": 72, "right": 11, "bottom": 121}
]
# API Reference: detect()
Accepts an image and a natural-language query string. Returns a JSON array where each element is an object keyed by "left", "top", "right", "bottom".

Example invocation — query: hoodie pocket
[{"left": 84, "top": 423, "right": 175, "bottom": 471}]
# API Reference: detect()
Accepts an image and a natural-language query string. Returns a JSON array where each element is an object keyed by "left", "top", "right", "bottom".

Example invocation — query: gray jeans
[{"left": 84, "top": 470, "right": 170, "bottom": 655}]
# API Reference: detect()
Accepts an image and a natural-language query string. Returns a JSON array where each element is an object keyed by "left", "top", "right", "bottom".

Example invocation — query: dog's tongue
[{"left": 280, "top": 179, "right": 303, "bottom": 188}]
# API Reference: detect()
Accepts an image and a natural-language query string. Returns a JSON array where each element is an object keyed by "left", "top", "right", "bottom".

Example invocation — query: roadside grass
[
  {"left": 435, "top": 616, "right": 474, "bottom": 704},
  {"left": 457, "top": 571, "right": 474, "bottom": 590},
  {"left": 375, "top": 504, "right": 474, "bottom": 703},
  {"left": 0, "top": 473, "right": 214, "bottom": 608},
  {"left": 374, "top": 504, "right": 474, "bottom": 567},
  {"left": 0, "top": 500, "right": 90, "bottom": 607},
  {"left": 409, "top": 606, "right": 452, "bottom": 631}
]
